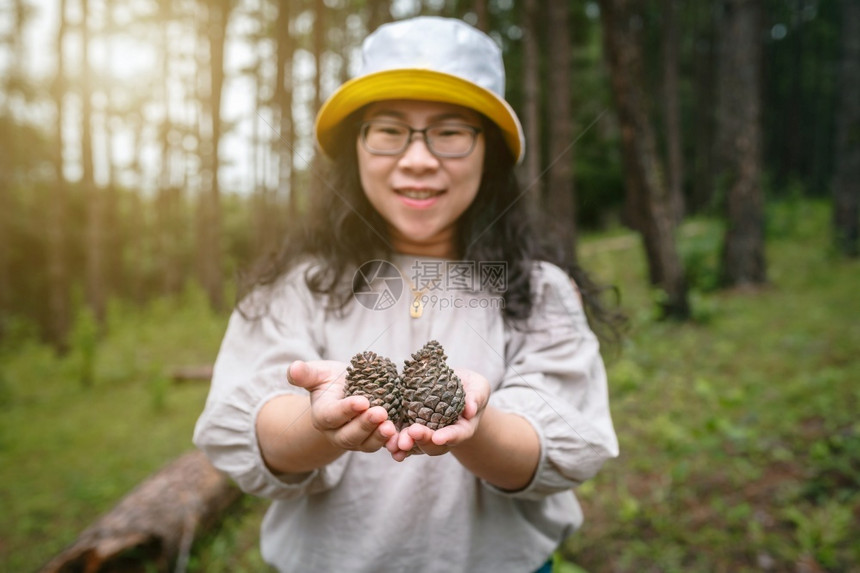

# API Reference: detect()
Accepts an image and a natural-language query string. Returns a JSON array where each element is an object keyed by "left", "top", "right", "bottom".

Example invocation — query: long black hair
[{"left": 238, "top": 109, "right": 626, "bottom": 346}]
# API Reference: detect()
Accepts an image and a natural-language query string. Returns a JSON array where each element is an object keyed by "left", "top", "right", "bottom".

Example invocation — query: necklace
[
  {"left": 408, "top": 277, "right": 440, "bottom": 318},
  {"left": 409, "top": 287, "right": 428, "bottom": 318},
  {"left": 394, "top": 263, "right": 440, "bottom": 318}
]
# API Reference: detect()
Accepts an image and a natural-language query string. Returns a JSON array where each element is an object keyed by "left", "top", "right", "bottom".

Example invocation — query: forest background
[
  {"left": 1, "top": 0, "right": 859, "bottom": 571},
  {"left": 1, "top": 0, "right": 858, "bottom": 340}
]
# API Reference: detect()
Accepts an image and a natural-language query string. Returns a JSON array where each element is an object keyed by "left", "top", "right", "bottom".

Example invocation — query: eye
[
  {"left": 369, "top": 122, "right": 408, "bottom": 136},
  {"left": 431, "top": 125, "right": 470, "bottom": 138}
]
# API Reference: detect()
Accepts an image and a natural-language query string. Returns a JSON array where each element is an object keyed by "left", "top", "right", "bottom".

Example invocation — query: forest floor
[
  {"left": 1, "top": 199, "right": 858, "bottom": 572},
  {"left": 561, "top": 201, "right": 860, "bottom": 572}
]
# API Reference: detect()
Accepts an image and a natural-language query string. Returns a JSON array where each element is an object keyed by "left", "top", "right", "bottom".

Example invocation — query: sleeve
[
  {"left": 487, "top": 262, "right": 619, "bottom": 500},
  {"left": 192, "top": 269, "right": 349, "bottom": 500}
]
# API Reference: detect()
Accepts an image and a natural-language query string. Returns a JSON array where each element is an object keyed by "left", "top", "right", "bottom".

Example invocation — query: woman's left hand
[{"left": 386, "top": 368, "right": 490, "bottom": 461}]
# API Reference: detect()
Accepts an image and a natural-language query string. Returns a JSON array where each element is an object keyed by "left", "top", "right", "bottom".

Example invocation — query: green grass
[
  {"left": 2, "top": 200, "right": 858, "bottom": 572},
  {"left": 566, "top": 200, "right": 860, "bottom": 572},
  {"left": 0, "top": 284, "right": 232, "bottom": 571}
]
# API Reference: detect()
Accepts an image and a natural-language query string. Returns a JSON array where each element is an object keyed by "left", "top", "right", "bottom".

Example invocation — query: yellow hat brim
[{"left": 314, "top": 69, "right": 524, "bottom": 163}]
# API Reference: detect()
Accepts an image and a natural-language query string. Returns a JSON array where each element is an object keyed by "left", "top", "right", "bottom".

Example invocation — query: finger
[
  {"left": 313, "top": 395, "right": 369, "bottom": 431},
  {"left": 287, "top": 360, "right": 312, "bottom": 388},
  {"left": 405, "top": 424, "right": 448, "bottom": 455},
  {"left": 384, "top": 431, "right": 402, "bottom": 454},
  {"left": 417, "top": 444, "right": 448, "bottom": 456},
  {"left": 385, "top": 430, "right": 415, "bottom": 462},
  {"left": 378, "top": 419, "right": 398, "bottom": 439},
  {"left": 290, "top": 360, "right": 347, "bottom": 391},
  {"left": 431, "top": 423, "right": 463, "bottom": 446},
  {"left": 408, "top": 434, "right": 447, "bottom": 456},
  {"left": 397, "top": 428, "right": 416, "bottom": 452},
  {"left": 359, "top": 419, "right": 398, "bottom": 452},
  {"left": 462, "top": 398, "right": 478, "bottom": 419},
  {"left": 333, "top": 406, "right": 390, "bottom": 449},
  {"left": 457, "top": 369, "right": 489, "bottom": 420},
  {"left": 406, "top": 423, "right": 433, "bottom": 443}
]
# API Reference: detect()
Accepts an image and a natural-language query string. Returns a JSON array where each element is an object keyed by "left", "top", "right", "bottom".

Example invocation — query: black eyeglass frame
[{"left": 358, "top": 119, "right": 484, "bottom": 159}]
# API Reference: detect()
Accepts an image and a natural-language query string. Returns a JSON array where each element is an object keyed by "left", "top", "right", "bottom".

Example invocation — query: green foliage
[
  {"left": 678, "top": 219, "right": 723, "bottom": 294},
  {"left": 764, "top": 175, "right": 812, "bottom": 240},
  {"left": 186, "top": 496, "right": 272, "bottom": 572},
  {"left": 0, "top": 289, "right": 228, "bottom": 571},
  {"left": 763, "top": 0, "right": 842, "bottom": 196},
  {"left": 575, "top": 128, "right": 626, "bottom": 230},
  {"left": 97, "top": 282, "right": 226, "bottom": 387},
  {"left": 561, "top": 200, "right": 860, "bottom": 572},
  {"left": 783, "top": 500, "right": 855, "bottom": 570},
  {"left": 553, "top": 553, "right": 590, "bottom": 573},
  {"left": 0, "top": 182, "right": 251, "bottom": 347},
  {"left": 69, "top": 305, "right": 99, "bottom": 387},
  {"left": 802, "top": 426, "right": 860, "bottom": 504}
]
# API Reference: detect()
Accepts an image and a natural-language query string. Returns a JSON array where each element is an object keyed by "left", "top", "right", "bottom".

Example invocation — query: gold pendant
[{"left": 410, "top": 296, "right": 423, "bottom": 318}]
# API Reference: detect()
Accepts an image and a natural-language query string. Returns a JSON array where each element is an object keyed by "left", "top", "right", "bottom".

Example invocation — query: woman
[{"left": 194, "top": 16, "right": 620, "bottom": 572}]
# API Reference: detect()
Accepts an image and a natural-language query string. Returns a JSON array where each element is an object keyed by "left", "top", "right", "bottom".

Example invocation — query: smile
[{"left": 397, "top": 189, "right": 444, "bottom": 200}]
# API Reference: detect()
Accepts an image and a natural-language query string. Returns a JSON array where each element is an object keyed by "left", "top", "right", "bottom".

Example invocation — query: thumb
[{"left": 287, "top": 360, "right": 315, "bottom": 388}]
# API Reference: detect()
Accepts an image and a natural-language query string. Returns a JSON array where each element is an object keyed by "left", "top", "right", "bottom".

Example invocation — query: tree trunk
[
  {"left": 102, "top": 3, "right": 122, "bottom": 305},
  {"left": 81, "top": 0, "right": 105, "bottom": 325},
  {"left": 197, "top": 0, "right": 230, "bottom": 311},
  {"left": 662, "top": 0, "right": 685, "bottom": 223},
  {"left": 599, "top": 0, "right": 690, "bottom": 319},
  {"left": 833, "top": 0, "right": 860, "bottom": 257},
  {"left": 313, "top": 0, "right": 325, "bottom": 115},
  {"left": 366, "top": 0, "right": 391, "bottom": 32},
  {"left": 40, "top": 450, "right": 241, "bottom": 573},
  {"left": 126, "top": 190, "right": 146, "bottom": 305},
  {"left": 473, "top": 0, "right": 489, "bottom": 32},
  {"left": 0, "top": 166, "right": 7, "bottom": 325},
  {"left": 717, "top": 0, "right": 767, "bottom": 286},
  {"left": 520, "top": 0, "right": 543, "bottom": 218},
  {"left": 309, "top": 0, "right": 326, "bottom": 179},
  {"left": 48, "top": 0, "right": 70, "bottom": 349},
  {"left": 0, "top": 163, "right": 7, "bottom": 330},
  {"left": 777, "top": 0, "right": 806, "bottom": 186},
  {"left": 275, "top": 0, "right": 299, "bottom": 221},
  {"left": 250, "top": 13, "right": 269, "bottom": 257},
  {"left": 546, "top": 0, "right": 577, "bottom": 268},
  {"left": 0, "top": 0, "right": 30, "bottom": 321},
  {"left": 157, "top": 0, "right": 182, "bottom": 296},
  {"left": 691, "top": 2, "right": 718, "bottom": 213}
]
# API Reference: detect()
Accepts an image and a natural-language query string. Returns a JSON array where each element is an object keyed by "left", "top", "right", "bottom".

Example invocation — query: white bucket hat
[{"left": 314, "top": 16, "right": 525, "bottom": 163}]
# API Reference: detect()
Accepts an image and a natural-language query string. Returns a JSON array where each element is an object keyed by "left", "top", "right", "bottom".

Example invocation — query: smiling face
[{"left": 357, "top": 100, "right": 485, "bottom": 258}]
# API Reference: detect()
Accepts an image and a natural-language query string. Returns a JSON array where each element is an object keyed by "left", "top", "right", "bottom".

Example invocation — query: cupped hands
[{"left": 287, "top": 361, "right": 490, "bottom": 461}]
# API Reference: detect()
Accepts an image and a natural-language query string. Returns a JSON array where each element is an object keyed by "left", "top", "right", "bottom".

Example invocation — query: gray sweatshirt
[{"left": 193, "top": 255, "right": 618, "bottom": 572}]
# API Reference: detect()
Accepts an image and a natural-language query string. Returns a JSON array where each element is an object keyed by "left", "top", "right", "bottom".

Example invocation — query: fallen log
[
  {"left": 170, "top": 365, "right": 214, "bottom": 384},
  {"left": 41, "top": 450, "right": 242, "bottom": 573}
]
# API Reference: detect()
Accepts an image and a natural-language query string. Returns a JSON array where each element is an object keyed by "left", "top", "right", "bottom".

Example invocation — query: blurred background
[
  {"left": 0, "top": 0, "right": 854, "bottom": 343},
  {"left": 1, "top": 0, "right": 858, "bottom": 571}
]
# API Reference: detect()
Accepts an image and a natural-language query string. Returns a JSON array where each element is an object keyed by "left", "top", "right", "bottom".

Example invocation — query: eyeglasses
[{"left": 359, "top": 119, "right": 483, "bottom": 158}]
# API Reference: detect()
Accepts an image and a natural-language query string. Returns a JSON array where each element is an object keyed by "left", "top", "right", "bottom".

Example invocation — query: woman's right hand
[{"left": 287, "top": 360, "right": 398, "bottom": 453}]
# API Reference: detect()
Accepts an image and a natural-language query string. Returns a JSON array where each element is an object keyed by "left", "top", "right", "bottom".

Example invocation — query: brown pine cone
[
  {"left": 343, "top": 351, "right": 403, "bottom": 423},
  {"left": 400, "top": 340, "right": 465, "bottom": 430}
]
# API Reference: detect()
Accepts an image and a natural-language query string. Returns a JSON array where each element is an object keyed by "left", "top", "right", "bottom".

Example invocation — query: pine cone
[
  {"left": 344, "top": 351, "right": 402, "bottom": 422},
  {"left": 401, "top": 340, "right": 465, "bottom": 430}
]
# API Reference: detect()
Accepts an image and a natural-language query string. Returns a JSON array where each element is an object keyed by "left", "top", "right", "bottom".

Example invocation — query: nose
[{"left": 398, "top": 133, "right": 440, "bottom": 170}]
